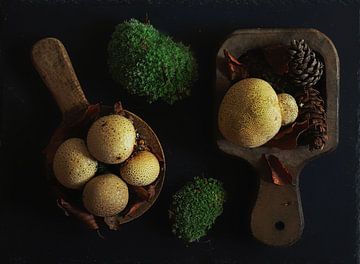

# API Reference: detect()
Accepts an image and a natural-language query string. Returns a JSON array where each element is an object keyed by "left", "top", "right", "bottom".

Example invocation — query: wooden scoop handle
[
  {"left": 250, "top": 169, "right": 304, "bottom": 246},
  {"left": 32, "top": 38, "right": 89, "bottom": 122}
]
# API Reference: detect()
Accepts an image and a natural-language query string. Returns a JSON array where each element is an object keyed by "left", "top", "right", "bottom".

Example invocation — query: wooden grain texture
[
  {"left": 32, "top": 38, "right": 89, "bottom": 123},
  {"left": 215, "top": 28, "right": 339, "bottom": 246}
]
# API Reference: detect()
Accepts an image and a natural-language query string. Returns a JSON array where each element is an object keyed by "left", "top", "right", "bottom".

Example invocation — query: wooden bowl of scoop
[{"left": 32, "top": 38, "right": 165, "bottom": 230}]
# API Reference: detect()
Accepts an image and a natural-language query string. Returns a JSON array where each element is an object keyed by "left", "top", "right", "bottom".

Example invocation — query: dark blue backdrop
[{"left": 0, "top": 1, "right": 359, "bottom": 263}]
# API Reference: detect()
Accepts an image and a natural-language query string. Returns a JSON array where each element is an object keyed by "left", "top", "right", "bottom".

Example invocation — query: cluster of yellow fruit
[
  {"left": 218, "top": 78, "right": 299, "bottom": 148},
  {"left": 52, "top": 114, "right": 160, "bottom": 217}
]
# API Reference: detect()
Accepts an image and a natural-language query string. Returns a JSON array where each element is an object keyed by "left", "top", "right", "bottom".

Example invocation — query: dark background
[{"left": 0, "top": 0, "right": 359, "bottom": 263}]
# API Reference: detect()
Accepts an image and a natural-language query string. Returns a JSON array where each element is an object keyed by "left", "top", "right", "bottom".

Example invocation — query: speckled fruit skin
[
  {"left": 218, "top": 78, "right": 282, "bottom": 148},
  {"left": 120, "top": 151, "right": 160, "bottom": 186},
  {"left": 277, "top": 93, "right": 299, "bottom": 126},
  {"left": 87, "top": 114, "right": 136, "bottom": 164},
  {"left": 53, "top": 138, "right": 97, "bottom": 189},
  {"left": 82, "top": 174, "right": 129, "bottom": 217}
]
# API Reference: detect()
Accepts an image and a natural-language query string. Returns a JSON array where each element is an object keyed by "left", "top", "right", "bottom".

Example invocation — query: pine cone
[
  {"left": 288, "top": 40, "right": 324, "bottom": 88},
  {"left": 296, "top": 87, "right": 327, "bottom": 150}
]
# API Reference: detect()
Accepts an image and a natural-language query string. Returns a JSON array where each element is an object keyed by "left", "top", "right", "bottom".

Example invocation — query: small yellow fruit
[
  {"left": 53, "top": 138, "right": 97, "bottom": 189},
  {"left": 120, "top": 151, "right": 160, "bottom": 186},
  {"left": 218, "top": 78, "right": 282, "bottom": 148},
  {"left": 277, "top": 93, "right": 299, "bottom": 126},
  {"left": 82, "top": 174, "right": 129, "bottom": 217},
  {"left": 87, "top": 114, "right": 136, "bottom": 164}
]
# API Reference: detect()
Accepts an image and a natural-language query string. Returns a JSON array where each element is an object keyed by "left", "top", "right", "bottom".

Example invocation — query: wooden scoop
[
  {"left": 32, "top": 38, "right": 165, "bottom": 228},
  {"left": 215, "top": 29, "right": 339, "bottom": 246}
]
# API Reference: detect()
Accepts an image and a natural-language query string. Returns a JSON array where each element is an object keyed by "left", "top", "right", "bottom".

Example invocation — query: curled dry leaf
[
  {"left": 57, "top": 198, "right": 99, "bottom": 230},
  {"left": 78, "top": 104, "right": 101, "bottom": 129},
  {"left": 263, "top": 45, "right": 291, "bottom": 75},
  {"left": 223, "top": 49, "right": 249, "bottom": 82},
  {"left": 272, "top": 122, "right": 298, "bottom": 140},
  {"left": 265, "top": 120, "right": 309, "bottom": 150},
  {"left": 126, "top": 201, "right": 147, "bottom": 218},
  {"left": 107, "top": 183, "right": 158, "bottom": 228},
  {"left": 104, "top": 216, "right": 120, "bottom": 230},
  {"left": 130, "top": 184, "right": 157, "bottom": 202},
  {"left": 262, "top": 154, "right": 293, "bottom": 186},
  {"left": 114, "top": 101, "right": 125, "bottom": 116},
  {"left": 147, "top": 184, "right": 156, "bottom": 200},
  {"left": 130, "top": 186, "right": 149, "bottom": 200},
  {"left": 104, "top": 201, "right": 147, "bottom": 230}
]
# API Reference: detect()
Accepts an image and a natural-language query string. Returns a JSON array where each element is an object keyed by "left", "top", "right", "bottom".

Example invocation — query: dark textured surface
[{"left": 0, "top": 1, "right": 359, "bottom": 263}]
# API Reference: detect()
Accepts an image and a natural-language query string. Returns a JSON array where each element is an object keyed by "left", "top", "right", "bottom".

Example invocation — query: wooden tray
[{"left": 215, "top": 28, "right": 339, "bottom": 246}]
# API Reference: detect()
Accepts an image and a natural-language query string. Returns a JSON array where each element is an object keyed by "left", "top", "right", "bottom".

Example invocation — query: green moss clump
[
  {"left": 108, "top": 19, "right": 197, "bottom": 104},
  {"left": 169, "top": 177, "right": 226, "bottom": 243}
]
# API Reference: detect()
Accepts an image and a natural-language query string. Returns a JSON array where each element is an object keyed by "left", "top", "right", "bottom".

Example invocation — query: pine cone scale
[
  {"left": 288, "top": 39, "right": 324, "bottom": 89},
  {"left": 296, "top": 86, "right": 327, "bottom": 151}
]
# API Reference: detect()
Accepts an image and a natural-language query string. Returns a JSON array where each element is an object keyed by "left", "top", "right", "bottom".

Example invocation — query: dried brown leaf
[
  {"left": 130, "top": 183, "right": 157, "bottom": 202},
  {"left": 223, "top": 49, "right": 249, "bottom": 82},
  {"left": 125, "top": 201, "right": 147, "bottom": 218},
  {"left": 265, "top": 120, "right": 309, "bottom": 149},
  {"left": 263, "top": 154, "right": 293, "bottom": 186},
  {"left": 57, "top": 198, "right": 99, "bottom": 230},
  {"left": 104, "top": 216, "right": 120, "bottom": 230},
  {"left": 114, "top": 101, "right": 125, "bottom": 116},
  {"left": 130, "top": 186, "right": 150, "bottom": 201},
  {"left": 272, "top": 122, "right": 297, "bottom": 140},
  {"left": 263, "top": 45, "right": 291, "bottom": 75},
  {"left": 147, "top": 184, "right": 156, "bottom": 201}
]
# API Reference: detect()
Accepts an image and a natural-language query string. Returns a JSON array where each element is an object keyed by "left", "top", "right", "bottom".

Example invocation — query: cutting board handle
[
  {"left": 32, "top": 38, "right": 89, "bottom": 122},
  {"left": 250, "top": 167, "right": 304, "bottom": 246}
]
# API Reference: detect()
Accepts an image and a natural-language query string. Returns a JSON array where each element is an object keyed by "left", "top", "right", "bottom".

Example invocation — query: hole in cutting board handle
[
  {"left": 250, "top": 179, "right": 303, "bottom": 246},
  {"left": 275, "top": 221, "right": 285, "bottom": 231}
]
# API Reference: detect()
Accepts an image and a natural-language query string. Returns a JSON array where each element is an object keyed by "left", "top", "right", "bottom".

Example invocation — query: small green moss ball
[
  {"left": 108, "top": 19, "right": 197, "bottom": 104},
  {"left": 169, "top": 177, "right": 226, "bottom": 243}
]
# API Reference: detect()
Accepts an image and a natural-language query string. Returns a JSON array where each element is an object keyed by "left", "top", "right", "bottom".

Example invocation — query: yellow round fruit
[
  {"left": 277, "top": 93, "right": 299, "bottom": 126},
  {"left": 218, "top": 78, "right": 282, "bottom": 148},
  {"left": 82, "top": 174, "right": 129, "bottom": 217},
  {"left": 53, "top": 138, "right": 97, "bottom": 189},
  {"left": 120, "top": 151, "right": 160, "bottom": 186},
  {"left": 87, "top": 114, "right": 136, "bottom": 164}
]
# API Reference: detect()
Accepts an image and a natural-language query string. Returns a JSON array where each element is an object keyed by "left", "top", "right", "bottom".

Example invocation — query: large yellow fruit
[
  {"left": 82, "top": 174, "right": 129, "bottom": 217},
  {"left": 218, "top": 78, "right": 282, "bottom": 148},
  {"left": 53, "top": 138, "right": 97, "bottom": 189},
  {"left": 87, "top": 114, "right": 136, "bottom": 164},
  {"left": 120, "top": 151, "right": 160, "bottom": 186}
]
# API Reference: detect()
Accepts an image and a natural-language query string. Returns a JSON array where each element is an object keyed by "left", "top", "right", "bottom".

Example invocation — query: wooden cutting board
[{"left": 215, "top": 29, "right": 339, "bottom": 246}]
